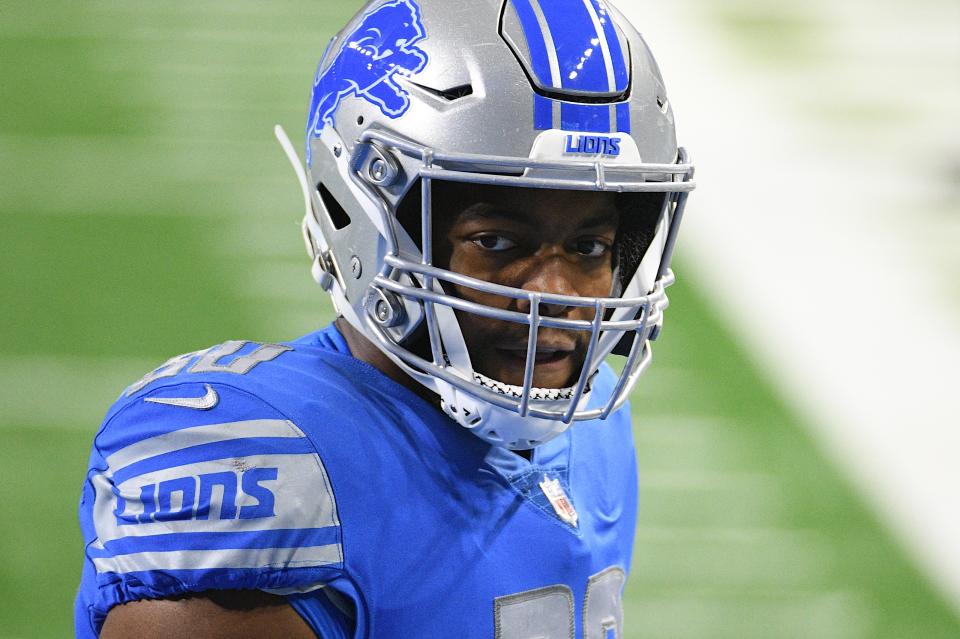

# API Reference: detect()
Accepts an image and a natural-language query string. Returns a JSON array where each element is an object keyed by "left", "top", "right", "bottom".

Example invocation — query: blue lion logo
[{"left": 306, "top": 0, "right": 428, "bottom": 164}]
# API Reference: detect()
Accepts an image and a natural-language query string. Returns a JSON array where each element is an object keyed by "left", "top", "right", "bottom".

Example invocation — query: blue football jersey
[{"left": 76, "top": 323, "right": 638, "bottom": 638}]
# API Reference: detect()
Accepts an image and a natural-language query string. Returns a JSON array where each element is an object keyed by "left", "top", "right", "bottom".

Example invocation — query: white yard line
[{"left": 618, "top": 0, "right": 960, "bottom": 614}]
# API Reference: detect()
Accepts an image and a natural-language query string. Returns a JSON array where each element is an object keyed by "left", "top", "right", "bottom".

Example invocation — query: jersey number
[
  {"left": 126, "top": 341, "right": 291, "bottom": 395},
  {"left": 494, "top": 567, "right": 625, "bottom": 639}
]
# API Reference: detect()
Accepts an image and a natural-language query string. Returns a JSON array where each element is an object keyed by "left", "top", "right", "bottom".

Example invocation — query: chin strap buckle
[
  {"left": 302, "top": 217, "right": 337, "bottom": 292},
  {"left": 311, "top": 256, "right": 335, "bottom": 292}
]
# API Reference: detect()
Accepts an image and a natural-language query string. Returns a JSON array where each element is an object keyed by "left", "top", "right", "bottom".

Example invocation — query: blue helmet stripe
[
  {"left": 616, "top": 102, "right": 631, "bottom": 133},
  {"left": 561, "top": 103, "right": 610, "bottom": 133},
  {"left": 588, "top": 0, "right": 629, "bottom": 92},
  {"left": 536, "top": 0, "right": 610, "bottom": 93},
  {"left": 510, "top": 0, "right": 628, "bottom": 132},
  {"left": 510, "top": 0, "right": 556, "bottom": 91},
  {"left": 534, "top": 94, "right": 554, "bottom": 130}
]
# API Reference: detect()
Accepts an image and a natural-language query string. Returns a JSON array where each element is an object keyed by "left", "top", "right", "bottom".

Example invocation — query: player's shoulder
[
  {"left": 87, "top": 324, "right": 366, "bottom": 552},
  {"left": 77, "top": 326, "right": 360, "bottom": 624},
  {"left": 102, "top": 325, "right": 369, "bottom": 433}
]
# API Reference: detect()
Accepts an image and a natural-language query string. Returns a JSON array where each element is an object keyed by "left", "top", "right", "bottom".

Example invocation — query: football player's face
[{"left": 433, "top": 183, "right": 618, "bottom": 389}]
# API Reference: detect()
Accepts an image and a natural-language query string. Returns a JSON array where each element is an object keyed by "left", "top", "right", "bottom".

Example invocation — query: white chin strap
[{"left": 472, "top": 372, "right": 590, "bottom": 402}]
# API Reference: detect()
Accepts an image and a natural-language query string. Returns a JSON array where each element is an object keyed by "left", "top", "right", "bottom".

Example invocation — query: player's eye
[
  {"left": 575, "top": 239, "right": 611, "bottom": 257},
  {"left": 472, "top": 234, "right": 517, "bottom": 252}
]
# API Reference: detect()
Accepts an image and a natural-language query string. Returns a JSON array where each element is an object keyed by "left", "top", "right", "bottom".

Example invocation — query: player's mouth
[{"left": 495, "top": 344, "right": 577, "bottom": 369}]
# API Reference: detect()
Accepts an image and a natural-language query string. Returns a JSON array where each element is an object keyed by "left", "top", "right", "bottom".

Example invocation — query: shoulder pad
[{"left": 79, "top": 380, "right": 343, "bottom": 616}]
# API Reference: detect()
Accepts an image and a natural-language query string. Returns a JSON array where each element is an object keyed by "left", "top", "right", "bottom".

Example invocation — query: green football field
[{"left": 1, "top": 1, "right": 957, "bottom": 637}]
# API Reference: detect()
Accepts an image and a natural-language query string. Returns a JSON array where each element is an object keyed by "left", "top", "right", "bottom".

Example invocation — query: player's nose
[{"left": 515, "top": 255, "right": 580, "bottom": 317}]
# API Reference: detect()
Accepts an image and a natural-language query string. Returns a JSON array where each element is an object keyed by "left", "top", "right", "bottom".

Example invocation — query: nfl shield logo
[{"left": 539, "top": 475, "right": 579, "bottom": 528}]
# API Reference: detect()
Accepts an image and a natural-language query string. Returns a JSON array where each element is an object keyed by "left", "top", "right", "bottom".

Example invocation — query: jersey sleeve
[{"left": 75, "top": 379, "right": 343, "bottom": 634}]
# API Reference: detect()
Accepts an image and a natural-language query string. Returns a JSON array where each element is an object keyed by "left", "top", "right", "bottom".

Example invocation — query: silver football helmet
[{"left": 276, "top": 0, "right": 694, "bottom": 449}]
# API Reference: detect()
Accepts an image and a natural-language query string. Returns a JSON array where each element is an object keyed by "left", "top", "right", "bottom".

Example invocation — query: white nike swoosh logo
[{"left": 144, "top": 384, "right": 219, "bottom": 410}]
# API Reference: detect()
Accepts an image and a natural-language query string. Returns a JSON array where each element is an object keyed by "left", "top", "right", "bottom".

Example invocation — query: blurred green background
[{"left": 1, "top": 1, "right": 957, "bottom": 637}]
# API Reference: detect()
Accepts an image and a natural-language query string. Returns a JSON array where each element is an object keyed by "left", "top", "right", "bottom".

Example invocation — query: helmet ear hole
[
  {"left": 396, "top": 178, "right": 424, "bottom": 251},
  {"left": 318, "top": 183, "right": 352, "bottom": 230},
  {"left": 614, "top": 192, "right": 667, "bottom": 290}
]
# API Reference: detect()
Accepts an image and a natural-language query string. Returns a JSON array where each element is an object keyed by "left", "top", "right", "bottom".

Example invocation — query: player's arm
[{"left": 101, "top": 591, "right": 316, "bottom": 639}]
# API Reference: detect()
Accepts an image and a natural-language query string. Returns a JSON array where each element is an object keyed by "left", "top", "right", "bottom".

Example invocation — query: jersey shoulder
[
  {"left": 104, "top": 325, "right": 372, "bottom": 423},
  {"left": 77, "top": 332, "right": 355, "bottom": 632}
]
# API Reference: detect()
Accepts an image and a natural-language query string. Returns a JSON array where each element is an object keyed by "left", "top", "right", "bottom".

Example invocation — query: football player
[{"left": 76, "top": 0, "right": 694, "bottom": 637}]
